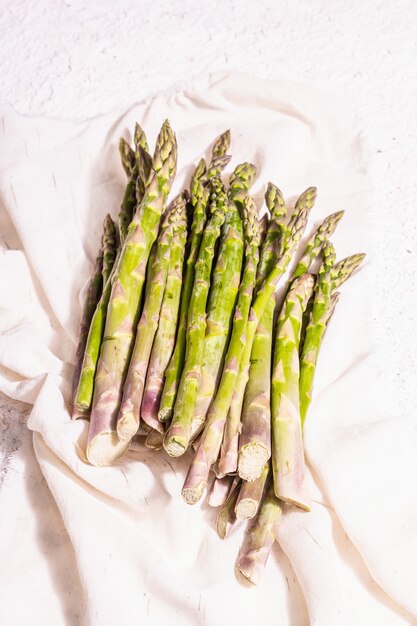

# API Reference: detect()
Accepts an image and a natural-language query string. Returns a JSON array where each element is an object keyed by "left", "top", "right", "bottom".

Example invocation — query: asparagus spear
[
  {"left": 182, "top": 188, "right": 315, "bottom": 504},
  {"left": 141, "top": 195, "right": 189, "bottom": 431},
  {"left": 182, "top": 194, "right": 261, "bottom": 503},
  {"left": 72, "top": 128, "right": 140, "bottom": 410},
  {"left": 190, "top": 175, "right": 245, "bottom": 441},
  {"left": 208, "top": 475, "right": 235, "bottom": 507},
  {"left": 116, "top": 195, "right": 187, "bottom": 441},
  {"left": 216, "top": 479, "right": 241, "bottom": 539},
  {"left": 232, "top": 184, "right": 287, "bottom": 480},
  {"left": 164, "top": 178, "right": 228, "bottom": 457},
  {"left": 299, "top": 249, "right": 365, "bottom": 424},
  {"left": 87, "top": 120, "right": 177, "bottom": 467},
  {"left": 236, "top": 479, "right": 283, "bottom": 585},
  {"left": 72, "top": 215, "right": 117, "bottom": 416},
  {"left": 237, "top": 295, "right": 274, "bottom": 481},
  {"left": 271, "top": 272, "right": 315, "bottom": 510},
  {"left": 158, "top": 158, "right": 210, "bottom": 423},
  {"left": 235, "top": 463, "right": 269, "bottom": 520},
  {"left": 71, "top": 247, "right": 104, "bottom": 418}
]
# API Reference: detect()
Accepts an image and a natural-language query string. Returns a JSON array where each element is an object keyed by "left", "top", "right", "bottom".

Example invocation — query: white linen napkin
[{"left": 0, "top": 72, "right": 415, "bottom": 626}]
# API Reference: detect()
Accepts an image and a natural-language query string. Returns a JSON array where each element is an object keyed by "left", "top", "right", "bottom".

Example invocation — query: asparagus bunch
[
  {"left": 164, "top": 178, "right": 228, "bottom": 456},
  {"left": 117, "top": 193, "right": 188, "bottom": 441},
  {"left": 71, "top": 120, "right": 366, "bottom": 584},
  {"left": 87, "top": 121, "right": 177, "bottom": 466},
  {"left": 235, "top": 247, "right": 364, "bottom": 583},
  {"left": 157, "top": 133, "right": 230, "bottom": 422}
]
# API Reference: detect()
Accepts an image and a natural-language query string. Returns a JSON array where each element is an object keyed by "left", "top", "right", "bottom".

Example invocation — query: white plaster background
[{"left": 0, "top": 0, "right": 416, "bottom": 520}]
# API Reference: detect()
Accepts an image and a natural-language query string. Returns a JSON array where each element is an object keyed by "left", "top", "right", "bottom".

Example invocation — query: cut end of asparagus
[
  {"left": 144, "top": 429, "right": 164, "bottom": 450},
  {"left": 163, "top": 435, "right": 187, "bottom": 458},
  {"left": 86, "top": 431, "right": 130, "bottom": 467},
  {"left": 71, "top": 404, "right": 90, "bottom": 421},
  {"left": 116, "top": 410, "right": 139, "bottom": 442},
  {"left": 238, "top": 443, "right": 269, "bottom": 482},
  {"left": 182, "top": 482, "right": 206, "bottom": 505},
  {"left": 235, "top": 498, "right": 258, "bottom": 520},
  {"left": 158, "top": 407, "right": 173, "bottom": 423}
]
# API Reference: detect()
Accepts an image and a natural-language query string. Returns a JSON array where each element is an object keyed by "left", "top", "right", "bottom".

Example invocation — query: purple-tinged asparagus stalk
[
  {"left": 234, "top": 183, "right": 287, "bottom": 480},
  {"left": 236, "top": 479, "right": 283, "bottom": 584},
  {"left": 271, "top": 273, "right": 315, "bottom": 510}
]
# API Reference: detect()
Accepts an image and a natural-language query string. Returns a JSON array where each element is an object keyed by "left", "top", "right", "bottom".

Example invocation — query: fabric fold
[{"left": 0, "top": 72, "right": 415, "bottom": 626}]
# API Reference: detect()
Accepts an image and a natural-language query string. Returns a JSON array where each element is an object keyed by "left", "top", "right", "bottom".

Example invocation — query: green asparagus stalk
[
  {"left": 235, "top": 463, "right": 269, "bottom": 520},
  {"left": 73, "top": 215, "right": 117, "bottom": 416},
  {"left": 222, "top": 183, "right": 286, "bottom": 478},
  {"left": 164, "top": 178, "right": 227, "bottom": 457},
  {"left": 299, "top": 249, "right": 365, "bottom": 424},
  {"left": 190, "top": 180, "right": 245, "bottom": 441},
  {"left": 182, "top": 188, "right": 315, "bottom": 504},
  {"left": 87, "top": 120, "right": 177, "bottom": 467},
  {"left": 271, "top": 273, "right": 315, "bottom": 510},
  {"left": 141, "top": 196, "right": 189, "bottom": 431},
  {"left": 116, "top": 195, "right": 187, "bottom": 441},
  {"left": 71, "top": 247, "right": 104, "bottom": 418},
  {"left": 216, "top": 479, "right": 241, "bottom": 539},
  {"left": 182, "top": 194, "right": 261, "bottom": 503},
  {"left": 158, "top": 158, "right": 210, "bottom": 423},
  {"left": 236, "top": 479, "right": 283, "bottom": 584}
]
